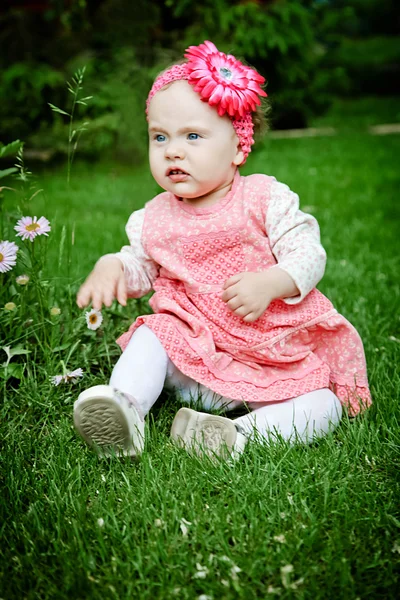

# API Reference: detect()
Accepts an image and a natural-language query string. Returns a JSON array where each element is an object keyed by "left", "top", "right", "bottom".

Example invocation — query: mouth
[{"left": 166, "top": 167, "right": 190, "bottom": 182}]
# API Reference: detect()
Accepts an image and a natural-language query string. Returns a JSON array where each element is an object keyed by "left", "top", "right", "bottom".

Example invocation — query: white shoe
[
  {"left": 73, "top": 385, "right": 145, "bottom": 457},
  {"left": 170, "top": 407, "right": 247, "bottom": 460}
]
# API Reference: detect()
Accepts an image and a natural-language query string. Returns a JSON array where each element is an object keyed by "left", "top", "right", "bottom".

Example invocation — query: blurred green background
[{"left": 1, "top": 0, "right": 399, "bottom": 165}]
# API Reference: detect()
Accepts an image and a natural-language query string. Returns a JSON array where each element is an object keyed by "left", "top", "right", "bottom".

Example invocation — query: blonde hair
[{"left": 252, "top": 97, "right": 270, "bottom": 141}]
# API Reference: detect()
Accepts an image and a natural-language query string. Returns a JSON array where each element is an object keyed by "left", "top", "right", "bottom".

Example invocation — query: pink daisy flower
[
  {"left": 14, "top": 216, "right": 51, "bottom": 242},
  {"left": 0, "top": 240, "right": 18, "bottom": 273},
  {"left": 184, "top": 40, "right": 267, "bottom": 118}
]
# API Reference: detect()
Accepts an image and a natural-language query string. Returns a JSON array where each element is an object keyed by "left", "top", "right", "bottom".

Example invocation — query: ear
[{"left": 233, "top": 141, "right": 245, "bottom": 166}]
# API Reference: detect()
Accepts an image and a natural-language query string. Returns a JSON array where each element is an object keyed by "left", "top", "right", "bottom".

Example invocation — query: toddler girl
[{"left": 74, "top": 41, "right": 371, "bottom": 459}]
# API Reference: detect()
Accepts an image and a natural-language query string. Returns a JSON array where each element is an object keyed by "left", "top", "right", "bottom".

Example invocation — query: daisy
[
  {"left": 85, "top": 308, "right": 103, "bottom": 330},
  {"left": 65, "top": 368, "right": 84, "bottom": 383},
  {"left": 50, "top": 306, "right": 61, "bottom": 316},
  {"left": 50, "top": 375, "right": 64, "bottom": 386},
  {"left": 0, "top": 240, "right": 18, "bottom": 273},
  {"left": 14, "top": 216, "right": 51, "bottom": 242},
  {"left": 50, "top": 368, "right": 84, "bottom": 386},
  {"left": 16, "top": 274, "right": 30, "bottom": 285}
]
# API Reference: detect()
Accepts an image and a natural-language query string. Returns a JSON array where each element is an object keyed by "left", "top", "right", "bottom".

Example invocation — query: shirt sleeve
[
  {"left": 266, "top": 180, "right": 327, "bottom": 304},
  {"left": 113, "top": 208, "right": 159, "bottom": 298}
]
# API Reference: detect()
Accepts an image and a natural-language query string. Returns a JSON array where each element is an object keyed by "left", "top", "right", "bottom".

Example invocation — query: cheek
[
  {"left": 149, "top": 149, "right": 161, "bottom": 173},
  {"left": 211, "top": 140, "right": 232, "bottom": 160},
  {"left": 149, "top": 158, "right": 164, "bottom": 187},
  {"left": 197, "top": 146, "right": 224, "bottom": 167}
]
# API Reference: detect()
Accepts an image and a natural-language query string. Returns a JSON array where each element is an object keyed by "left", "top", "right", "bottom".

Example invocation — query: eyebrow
[{"left": 148, "top": 125, "right": 212, "bottom": 135}]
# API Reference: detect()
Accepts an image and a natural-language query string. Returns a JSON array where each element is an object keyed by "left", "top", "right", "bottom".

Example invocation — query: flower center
[
  {"left": 89, "top": 314, "right": 98, "bottom": 323},
  {"left": 0, "top": 253, "right": 3, "bottom": 262},
  {"left": 219, "top": 66, "right": 233, "bottom": 81},
  {"left": 26, "top": 222, "right": 40, "bottom": 232}
]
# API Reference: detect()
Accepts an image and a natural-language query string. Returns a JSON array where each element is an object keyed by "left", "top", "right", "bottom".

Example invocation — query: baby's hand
[
  {"left": 221, "top": 271, "right": 274, "bottom": 323},
  {"left": 76, "top": 256, "right": 127, "bottom": 310}
]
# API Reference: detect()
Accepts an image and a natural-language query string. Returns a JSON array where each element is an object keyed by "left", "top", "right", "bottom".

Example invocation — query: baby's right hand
[{"left": 76, "top": 256, "right": 127, "bottom": 310}]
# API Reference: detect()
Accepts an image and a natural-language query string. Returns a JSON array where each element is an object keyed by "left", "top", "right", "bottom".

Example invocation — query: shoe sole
[
  {"left": 171, "top": 407, "right": 238, "bottom": 458},
  {"left": 73, "top": 386, "right": 143, "bottom": 457}
]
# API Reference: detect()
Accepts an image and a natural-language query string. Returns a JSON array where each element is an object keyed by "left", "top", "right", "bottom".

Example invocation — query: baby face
[{"left": 148, "top": 80, "right": 244, "bottom": 206}]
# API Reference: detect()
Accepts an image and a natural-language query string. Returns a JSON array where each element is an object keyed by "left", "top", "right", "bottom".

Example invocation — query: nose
[{"left": 165, "top": 141, "right": 185, "bottom": 160}]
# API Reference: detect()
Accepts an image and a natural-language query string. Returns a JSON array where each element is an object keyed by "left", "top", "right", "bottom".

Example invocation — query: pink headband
[{"left": 146, "top": 41, "right": 267, "bottom": 163}]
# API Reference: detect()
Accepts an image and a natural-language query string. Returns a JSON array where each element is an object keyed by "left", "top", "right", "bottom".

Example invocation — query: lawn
[{"left": 1, "top": 115, "right": 400, "bottom": 598}]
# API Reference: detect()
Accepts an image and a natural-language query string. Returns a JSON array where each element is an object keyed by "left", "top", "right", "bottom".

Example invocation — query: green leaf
[
  {"left": 387, "top": 514, "right": 400, "bottom": 529},
  {"left": 48, "top": 103, "right": 70, "bottom": 116},
  {"left": 2, "top": 345, "right": 31, "bottom": 360},
  {"left": 0, "top": 167, "right": 17, "bottom": 179},
  {"left": 0, "top": 140, "right": 22, "bottom": 158},
  {"left": 0, "top": 363, "right": 24, "bottom": 380},
  {"left": 28, "top": 188, "right": 43, "bottom": 202},
  {"left": 52, "top": 342, "right": 72, "bottom": 353}
]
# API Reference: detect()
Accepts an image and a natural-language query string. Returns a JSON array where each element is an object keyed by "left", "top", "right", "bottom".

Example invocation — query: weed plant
[{"left": 0, "top": 120, "right": 399, "bottom": 598}]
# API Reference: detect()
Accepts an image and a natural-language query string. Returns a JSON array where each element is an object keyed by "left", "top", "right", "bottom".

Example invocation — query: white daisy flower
[
  {"left": 0, "top": 240, "right": 18, "bottom": 273},
  {"left": 14, "top": 216, "right": 51, "bottom": 242},
  {"left": 85, "top": 308, "right": 103, "bottom": 330},
  {"left": 50, "top": 368, "right": 84, "bottom": 386},
  {"left": 64, "top": 368, "right": 84, "bottom": 383},
  {"left": 50, "top": 375, "right": 64, "bottom": 386}
]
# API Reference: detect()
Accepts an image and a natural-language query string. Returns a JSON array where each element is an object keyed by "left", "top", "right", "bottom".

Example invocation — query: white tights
[{"left": 110, "top": 325, "right": 342, "bottom": 444}]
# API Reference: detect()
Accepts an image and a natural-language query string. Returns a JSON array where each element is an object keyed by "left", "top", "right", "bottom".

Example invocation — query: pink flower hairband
[{"left": 146, "top": 40, "right": 267, "bottom": 163}]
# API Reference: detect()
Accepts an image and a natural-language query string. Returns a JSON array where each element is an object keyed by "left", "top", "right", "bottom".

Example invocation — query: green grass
[
  {"left": 1, "top": 123, "right": 400, "bottom": 598},
  {"left": 311, "top": 95, "right": 400, "bottom": 130}
]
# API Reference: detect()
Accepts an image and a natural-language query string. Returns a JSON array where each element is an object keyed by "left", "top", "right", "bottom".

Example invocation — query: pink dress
[{"left": 116, "top": 171, "right": 371, "bottom": 416}]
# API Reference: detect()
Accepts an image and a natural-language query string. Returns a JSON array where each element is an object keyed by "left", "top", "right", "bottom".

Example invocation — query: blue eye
[
  {"left": 155, "top": 134, "right": 166, "bottom": 142},
  {"left": 187, "top": 133, "right": 199, "bottom": 140}
]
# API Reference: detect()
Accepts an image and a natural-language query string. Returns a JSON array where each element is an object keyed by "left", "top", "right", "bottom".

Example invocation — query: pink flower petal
[
  {"left": 248, "top": 80, "right": 267, "bottom": 95},
  {"left": 190, "top": 68, "right": 214, "bottom": 79},
  {"left": 184, "top": 47, "right": 204, "bottom": 59},
  {"left": 202, "top": 79, "right": 218, "bottom": 97},
  {"left": 203, "top": 40, "right": 218, "bottom": 53},
  {"left": 231, "top": 91, "right": 240, "bottom": 112},
  {"left": 208, "top": 83, "right": 224, "bottom": 106}
]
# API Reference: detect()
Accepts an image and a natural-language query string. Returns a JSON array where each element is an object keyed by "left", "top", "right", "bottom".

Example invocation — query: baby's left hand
[{"left": 221, "top": 271, "right": 274, "bottom": 323}]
